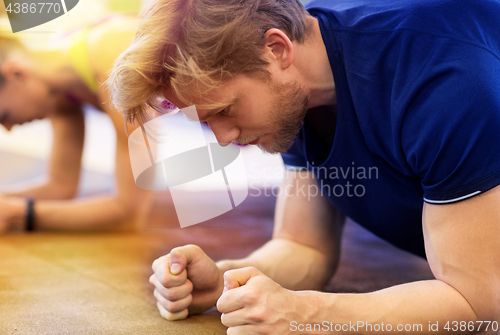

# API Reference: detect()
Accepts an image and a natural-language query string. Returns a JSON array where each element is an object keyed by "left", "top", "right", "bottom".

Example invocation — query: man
[{"left": 108, "top": 0, "right": 500, "bottom": 333}]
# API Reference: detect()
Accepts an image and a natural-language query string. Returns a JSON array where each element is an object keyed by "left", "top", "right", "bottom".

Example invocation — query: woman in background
[{"left": 0, "top": 16, "right": 152, "bottom": 232}]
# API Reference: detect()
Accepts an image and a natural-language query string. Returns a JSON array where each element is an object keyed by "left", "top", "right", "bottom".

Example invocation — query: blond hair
[
  {"left": 0, "top": 22, "right": 25, "bottom": 87},
  {"left": 107, "top": 0, "right": 311, "bottom": 125}
]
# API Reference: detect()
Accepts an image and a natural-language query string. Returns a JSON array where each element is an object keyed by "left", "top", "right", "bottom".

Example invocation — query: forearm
[
  {"left": 217, "top": 237, "right": 335, "bottom": 291},
  {"left": 3, "top": 180, "right": 77, "bottom": 200},
  {"left": 12, "top": 193, "right": 151, "bottom": 232},
  {"left": 300, "top": 279, "right": 487, "bottom": 335}
]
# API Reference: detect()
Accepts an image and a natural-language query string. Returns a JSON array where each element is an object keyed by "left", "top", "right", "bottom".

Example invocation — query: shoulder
[
  {"left": 306, "top": 0, "right": 500, "bottom": 49},
  {"left": 86, "top": 16, "right": 138, "bottom": 82}
]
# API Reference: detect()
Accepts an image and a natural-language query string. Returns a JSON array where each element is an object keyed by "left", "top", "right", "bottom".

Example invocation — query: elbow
[
  {"left": 49, "top": 180, "right": 79, "bottom": 200},
  {"left": 113, "top": 194, "right": 151, "bottom": 231},
  {"left": 484, "top": 287, "right": 500, "bottom": 324},
  {"left": 112, "top": 205, "right": 143, "bottom": 232},
  {"left": 319, "top": 246, "right": 341, "bottom": 287},
  {"left": 475, "top": 297, "right": 500, "bottom": 335},
  {"left": 493, "top": 282, "right": 500, "bottom": 322},
  {"left": 460, "top": 282, "right": 500, "bottom": 329},
  {"left": 53, "top": 186, "right": 78, "bottom": 200},
  {"left": 320, "top": 256, "right": 339, "bottom": 289},
  {"left": 59, "top": 187, "right": 78, "bottom": 200},
  {"left": 475, "top": 278, "right": 500, "bottom": 324},
  {"left": 308, "top": 251, "right": 339, "bottom": 291}
]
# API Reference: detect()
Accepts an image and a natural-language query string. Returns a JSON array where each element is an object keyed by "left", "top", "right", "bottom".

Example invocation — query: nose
[
  {"left": 1, "top": 123, "right": 13, "bottom": 132},
  {"left": 207, "top": 119, "right": 240, "bottom": 146}
]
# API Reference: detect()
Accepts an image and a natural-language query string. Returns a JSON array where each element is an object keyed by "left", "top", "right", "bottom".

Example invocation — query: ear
[
  {"left": 0, "top": 59, "right": 27, "bottom": 82},
  {"left": 263, "top": 28, "right": 294, "bottom": 70}
]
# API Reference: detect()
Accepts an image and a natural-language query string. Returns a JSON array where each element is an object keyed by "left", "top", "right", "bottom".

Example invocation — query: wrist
[
  {"left": 9, "top": 197, "right": 28, "bottom": 231},
  {"left": 215, "top": 260, "right": 231, "bottom": 295},
  {"left": 216, "top": 259, "right": 236, "bottom": 273},
  {"left": 293, "top": 290, "right": 337, "bottom": 326},
  {"left": 187, "top": 262, "right": 226, "bottom": 315}
]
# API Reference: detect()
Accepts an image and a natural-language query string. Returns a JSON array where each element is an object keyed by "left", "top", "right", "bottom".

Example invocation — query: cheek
[
  {"left": 25, "top": 84, "right": 54, "bottom": 114},
  {"left": 24, "top": 78, "right": 50, "bottom": 100},
  {"left": 239, "top": 98, "right": 275, "bottom": 128},
  {"left": 12, "top": 93, "right": 45, "bottom": 121}
]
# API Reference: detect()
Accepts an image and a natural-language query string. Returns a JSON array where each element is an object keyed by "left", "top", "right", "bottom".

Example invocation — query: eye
[
  {"left": 218, "top": 106, "right": 230, "bottom": 116},
  {"left": 0, "top": 111, "right": 10, "bottom": 123}
]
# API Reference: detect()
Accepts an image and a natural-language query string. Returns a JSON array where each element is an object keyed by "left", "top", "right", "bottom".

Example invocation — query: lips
[
  {"left": 234, "top": 135, "right": 262, "bottom": 146},
  {"left": 248, "top": 136, "right": 263, "bottom": 145}
]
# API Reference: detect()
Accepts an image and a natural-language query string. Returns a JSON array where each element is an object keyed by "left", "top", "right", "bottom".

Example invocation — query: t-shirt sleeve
[{"left": 401, "top": 47, "right": 500, "bottom": 204}]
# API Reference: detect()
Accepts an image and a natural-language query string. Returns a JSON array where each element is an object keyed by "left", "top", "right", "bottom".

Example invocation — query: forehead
[{"left": 161, "top": 75, "right": 257, "bottom": 111}]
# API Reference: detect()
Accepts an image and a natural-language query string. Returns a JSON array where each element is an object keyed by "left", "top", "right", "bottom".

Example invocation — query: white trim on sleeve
[{"left": 424, "top": 190, "right": 481, "bottom": 204}]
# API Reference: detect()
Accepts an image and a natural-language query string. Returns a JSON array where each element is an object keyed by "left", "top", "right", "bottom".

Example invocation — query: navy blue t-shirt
[{"left": 282, "top": 0, "right": 500, "bottom": 257}]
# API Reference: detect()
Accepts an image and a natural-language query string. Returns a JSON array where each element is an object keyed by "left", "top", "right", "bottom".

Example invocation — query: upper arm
[
  {"left": 273, "top": 168, "right": 345, "bottom": 262},
  {"left": 98, "top": 88, "right": 151, "bottom": 215},
  {"left": 87, "top": 18, "right": 150, "bottom": 213},
  {"left": 423, "top": 185, "right": 500, "bottom": 323}
]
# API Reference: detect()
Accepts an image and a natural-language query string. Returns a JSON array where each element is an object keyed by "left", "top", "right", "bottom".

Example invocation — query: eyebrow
[
  {"left": 199, "top": 108, "right": 223, "bottom": 122},
  {"left": 198, "top": 100, "right": 236, "bottom": 122}
]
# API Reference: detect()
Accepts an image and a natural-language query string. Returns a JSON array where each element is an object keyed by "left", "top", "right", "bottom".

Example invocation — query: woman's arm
[
  {"left": 2, "top": 104, "right": 85, "bottom": 199},
  {"left": 0, "top": 20, "right": 153, "bottom": 232},
  {"left": 2, "top": 96, "right": 152, "bottom": 232}
]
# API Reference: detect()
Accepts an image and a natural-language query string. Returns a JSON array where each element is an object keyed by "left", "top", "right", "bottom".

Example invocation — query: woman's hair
[{"left": 107, "top": 0, "right": 311, "bottom": 126}]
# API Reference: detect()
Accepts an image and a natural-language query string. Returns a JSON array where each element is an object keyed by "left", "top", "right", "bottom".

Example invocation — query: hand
[
  {"left": 0, "top": 195, "right": 25, "bottom": 232},
  {"left": 150, "top": 244, "right": 224, "bottom": 321},
  {"left": 217, "top": 267, "right": 306, "bottom": 335}
]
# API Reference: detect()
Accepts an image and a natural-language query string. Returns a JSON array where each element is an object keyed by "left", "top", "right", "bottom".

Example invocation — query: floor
[
  {"left": 0, "top": 197, "right": 434, "bottom": 335},
  {"left": 0, "top": 201, "right": 434, "bottom": 333}
]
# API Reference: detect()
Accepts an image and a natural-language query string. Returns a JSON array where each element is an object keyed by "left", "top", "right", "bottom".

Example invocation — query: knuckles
[
  {"left": 185, "top": 244, "right": 202, "bottom": 252},
  {"left": 166, "top": 294, "right": 192, "bottom": 313},
  {"left": 155, "top": 288, "right": 176, "bottom": 303},
  {"left": 163, "top": 289, "right": 178, "bottom": 301},
  {"left": 240, "top": 288, "right": 258, "bottom": 305},
  {"left": 158, "top": 304, "right": 188, "bottom": 321},
  {"left": 160, "top": 310, "right": 178, "bottom": 321},
  {"left": 160, "top": 276, "right": 172, "bottom": 287},
  {"left": 155, "top": 288, "right": 192, "bottom": 313},
  {"left": 159, "top": 271, "right": 187, "bottom": 288},
  {"left": 152, "top": 255, "right": 169, "bottom": 272},
  {"left": 171, "top": 244, "right": 202, "bottom": 258},
  {"left": 162, "top": 281, "right": 192, "bottom": 301},
  {"left": 164, "top": 313, "right": 182, "bottom": 321},
  {"left": 247, "top": 307, "right": 267, "bottom": 323},
  {"left": 220, "top": 313, "right": 230, "bottom": 326}
]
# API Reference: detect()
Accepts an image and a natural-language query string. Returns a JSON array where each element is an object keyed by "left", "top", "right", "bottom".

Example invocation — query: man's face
[{"left": 164, "top": 73, "right": 309, "bottom": 154}]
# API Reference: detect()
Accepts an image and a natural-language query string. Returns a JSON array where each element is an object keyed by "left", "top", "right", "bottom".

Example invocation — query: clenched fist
[
  {"left": 217, "top": 267, "right": 307, "bottom": 335},
  {"left": 150, "top": 244, "right": 225, "bottom": 320}
]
